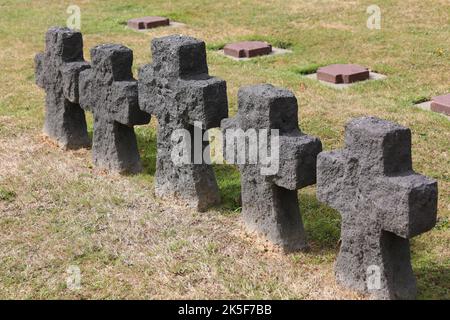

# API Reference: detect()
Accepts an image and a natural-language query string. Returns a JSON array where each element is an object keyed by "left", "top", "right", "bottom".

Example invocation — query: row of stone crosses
[{"left": 35, "top": 27, "right": 438, "bottom": 300}]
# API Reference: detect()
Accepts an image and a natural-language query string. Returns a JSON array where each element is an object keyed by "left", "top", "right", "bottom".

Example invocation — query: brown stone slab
[
  {"left": 127, "top": 16, "right": 170, "bottom": 30},
  {"left": 317, "top": 64, "right": 370, "bottom": 84},
  {"left": 223, "top": 41, "right": 272, "bottom": 58},
  {"left": 431, "top": 93, "right": 450, "bottom": 116}
]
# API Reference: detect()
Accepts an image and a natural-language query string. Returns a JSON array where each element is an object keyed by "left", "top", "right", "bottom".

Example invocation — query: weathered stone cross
[
  {"left": 138, "top": 35, "right": 228, "bottom": 211},
  {"left": 79, "top": 44, "right": 150, "bottom": 173},
  {"left": 35, "top": 27, "right": 91, "bottom": 149},
  {"left": 317, "top": 116, "right": 438, "bottom": 299},
  {"left": 221, "top": 84, "right": 322, "bottom": 252}
]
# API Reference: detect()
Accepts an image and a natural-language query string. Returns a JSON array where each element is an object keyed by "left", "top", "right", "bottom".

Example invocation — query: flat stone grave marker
[
  {"left": 127, "top": 16, "right": 169, "bottom": 30},
  {"left": 220, "top": 41, "right": 290, "bottom": 61},
  {"left": 317, "top": 116, "right": 438, "bottom": 299},
  {"left": 224, "top": 41, "right": 272, "bottom": 58},
  {"left": 221, "top": 84, "right": 322, "bottom": 252},
  {"left": 414, "top": 93, "right": 450, "bottom": 119},
  {"left": 431, "top": 94, "right": 450, "bottom": 116},
  {"left": 305, "top": 64, "right": 386, "bottom": 89},
  {"left": 317, "top": 64, "right": 369, "bottom": 83},
  {"left": 127, "top": 16, "right": 184, "bottom": 31}
]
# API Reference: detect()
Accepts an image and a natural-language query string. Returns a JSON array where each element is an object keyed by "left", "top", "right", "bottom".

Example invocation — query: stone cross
[
  {"left": 317, "top": 116, "right": 438, "bottom": 299},
  {"left": 35, "top": 27, "right": 91, "bottom": 149},
  {"left": 138, "top": 35, "right": 228, "bottom": 211},
  {"left": 221, "top": 84, "right": 322, "bottom": 252},
  {"left": 79, "top": 44, "right": 150, "bottom": 173}
]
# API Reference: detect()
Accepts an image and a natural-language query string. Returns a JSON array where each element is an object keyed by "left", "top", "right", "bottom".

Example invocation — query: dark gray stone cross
[
  {"left": 221, "top": 84, "right": 322, "bottom": 252},
  {"left": 138, "top": 35, "right": 228, "bottom": 211},
  {"left": 317, "top": 117, "right": 438, "bottom": 299},
  {"left": 79, "top": 44, "right": 150, "bottom": 173},
  {"left": 35, "top": 27, "right": 91, "bottom": 149}
]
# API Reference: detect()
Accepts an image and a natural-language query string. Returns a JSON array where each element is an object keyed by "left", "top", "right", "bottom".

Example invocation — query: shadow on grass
[
  {"left": 90, "top": 120, "right": 340, "bottom": 252},
  {"left": 86, "top": 113, "right": 94, "bottom": 142},
  {"left": 214, "top": 163, "right": 341, "bottom": 251},
  {"left": 135, "top": 126, "right": 157, "bottom": 176},
  {"left": 126, "top": 123, "right": 341, "bottom": 252},
  {"left": 213, "top": 164, "right": 242, "bottom": 214},
  {"left": 86, "top": 121, "right": 157, "bottom": 177},
  {"left": 301, "top": 193, "right": 341, "bottom": 252},
  {"left": 416, "top": 262, "right": 450, "bottom": 299}
]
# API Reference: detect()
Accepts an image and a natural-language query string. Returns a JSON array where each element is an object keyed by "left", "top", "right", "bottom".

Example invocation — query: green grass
[
  {"left": 214, "top": 164, "right": 242, "bottom": 213},
  {"left": 0, "top": 187, "right": 16, "bottom": 202},
  {"left": 292, "top": 63, "right": 324, "bottom": 75},
  {"left": 0, "top": 0, "right": 448, "bottom": 300}
]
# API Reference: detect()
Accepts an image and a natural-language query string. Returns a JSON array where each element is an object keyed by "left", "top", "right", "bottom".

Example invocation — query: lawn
[{"left": 0, "top": 0, "right": 448, "bottom": 299}]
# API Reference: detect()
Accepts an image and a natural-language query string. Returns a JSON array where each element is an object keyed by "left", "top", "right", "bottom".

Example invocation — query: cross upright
[
  {"left": 221, "top": 84, "right": 322, "bottom": 252},
  {"left": 35, "top": 27, "right": 91, "bottom": 149},
  {"left": 317, "top": 116, "right": 438, "bottom": 299},
  {"left": 138, "top": 35, "right": 228, "bottom": 211},
  {"left": 79, "top": 44, "right": 150, "bottom": 173}
]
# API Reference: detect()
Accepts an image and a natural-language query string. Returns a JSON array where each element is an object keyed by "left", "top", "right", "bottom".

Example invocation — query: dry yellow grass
[{"left": 0, "top": 120, "right": 362, "bottom": 299}]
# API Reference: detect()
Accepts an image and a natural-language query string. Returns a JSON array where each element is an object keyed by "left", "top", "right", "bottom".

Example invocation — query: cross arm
[
  {"left": 137, "top": 64, "right": 161, "bottom": 116},
  {"left": 109, "top": 81, "right": 151, "bottom": 126},
  {"left": 78, "top": 68, "right": 94, "bottom": 112},
  {"left": 61, "top": 61, "right": 91, "bottom": 104},
  {"left": 34, "top": 53, "right": 45, "bottom": 88},
  {"left": 273, "top": 134, "right": 322, "bottom": 190},
  {"left": 316, "top": 150, "right": 349, "bottom": 213},
  {"left": 371, "top": 174, "right": 437, "bottom": 239},
  {"left": 220, "top": 116, "right": 239, "bottom": 165},
  {"left": 181, "top": 77, "right": 228, "bottom": 129}
]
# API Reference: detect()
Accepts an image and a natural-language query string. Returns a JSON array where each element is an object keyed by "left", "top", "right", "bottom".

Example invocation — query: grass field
[{"left": 0, "top": 0, "right": 448, "bottom": 299}]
